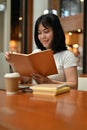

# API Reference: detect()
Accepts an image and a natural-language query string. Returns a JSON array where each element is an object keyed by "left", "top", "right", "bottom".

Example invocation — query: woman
[
  {"left": 32, "top": 13, "right": 78, "bottom": 89},
  {"left": 5, "top": 13, "right": 78, "bottom": 89}
]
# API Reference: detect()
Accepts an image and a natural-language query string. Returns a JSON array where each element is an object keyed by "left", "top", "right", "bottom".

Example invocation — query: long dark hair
[{"left": 34, "top": 13, "right": 67, "bottom": 53}]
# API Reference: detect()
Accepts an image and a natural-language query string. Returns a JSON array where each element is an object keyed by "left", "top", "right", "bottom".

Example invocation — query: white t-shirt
[{"left": 33, "top": 49, "right": 77, "bottom": 82}]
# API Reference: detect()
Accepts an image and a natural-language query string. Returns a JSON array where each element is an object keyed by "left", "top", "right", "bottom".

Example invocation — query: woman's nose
[{"left": 41, "top": 33, "right": 45, "bottom": 38}]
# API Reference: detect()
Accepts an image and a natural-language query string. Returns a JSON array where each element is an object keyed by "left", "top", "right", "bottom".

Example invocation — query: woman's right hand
[
  {"left": 19, "top": 76, "right": 31, "bottom": 84},
  {"left": 5, "top": 51, "right": 10, "bottom": 60}
]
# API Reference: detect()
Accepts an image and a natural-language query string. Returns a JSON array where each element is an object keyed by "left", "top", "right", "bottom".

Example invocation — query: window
[{"left": 61, "top": 0, "right": 84, "bottom": 17}]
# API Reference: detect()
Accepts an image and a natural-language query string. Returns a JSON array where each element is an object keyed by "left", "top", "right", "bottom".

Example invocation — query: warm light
[
  {"left": 77, "top": 29, "right": 81, "bottom": 32},
  {"left": 73, "top": 44, "right": 79, "bottom": 48},
  {"left": 9, "top": 40, "right": 21, "bottom": 53},
  {"left": 51, "top": 9, "right": 57, "bottom": 15},
  {"left": 9, "top": 40, "right": 17, "bottom": 52},
  {"left": 44, "top": 9, "right": 57, "bottom": 15},
  {"left": 68, "top": 32, "right": 72, "bottom": 36},
  {"left": 19, "top": 32, "right": 22, "bottom": 38},
  {"left": 44, "top": 9, "right": 49, "bottom": 14},
  {"left": 80, "top": 0, "right": 84, "bottom": 2},
  {"left": 19, "top": 17, "right": 22, "bottom": 21}
]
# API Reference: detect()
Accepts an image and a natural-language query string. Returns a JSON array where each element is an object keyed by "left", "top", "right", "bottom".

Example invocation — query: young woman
[
  {"left": 32, "top": 13, "right": 78, "bottom": 89},
  {"left": 5, "top": 13, "right": 78, "bottom": 89}
]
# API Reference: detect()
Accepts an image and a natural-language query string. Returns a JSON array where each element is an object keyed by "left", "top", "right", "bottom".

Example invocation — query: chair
[
  {"left": 0, "top": 52, "right": 10, "bottom": 89},
  {"left": 78, "top": 76, "right": 87, "bottom": 91}
]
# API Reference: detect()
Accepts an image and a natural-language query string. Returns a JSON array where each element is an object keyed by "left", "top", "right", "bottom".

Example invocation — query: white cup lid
[{"left": 4, "top": 72, "right": 20, "bottom": 78}]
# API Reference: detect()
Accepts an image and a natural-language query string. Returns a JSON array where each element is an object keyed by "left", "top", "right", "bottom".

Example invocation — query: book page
[{"left": 30, "top": 83, "right": 70, "bottom": 91}]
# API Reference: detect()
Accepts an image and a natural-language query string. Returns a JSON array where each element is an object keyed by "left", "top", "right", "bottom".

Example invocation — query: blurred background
[{"left": 0, "top": 0, "right": 86, "bottom": 76}]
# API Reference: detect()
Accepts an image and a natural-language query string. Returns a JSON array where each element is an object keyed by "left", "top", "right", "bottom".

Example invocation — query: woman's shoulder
[
  {"left": 61, "top": 50, "right": 76, "bottom": 59},
  {"left": 62, "top": 50, "right": 75, "bottom": 56},
  {"left": 55, "top": 50, "right": 75, "bottom": 57},
  {"left": 62, "top": 50, "right": 77, "bottom": 66},
  {"left": 55, "top": 50, "right": 76, "bottom": 62}
]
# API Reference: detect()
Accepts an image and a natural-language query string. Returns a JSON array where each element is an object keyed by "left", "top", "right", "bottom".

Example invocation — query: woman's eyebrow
[{"left": 38, "top": 28, "right": 48, "bottom": 32}]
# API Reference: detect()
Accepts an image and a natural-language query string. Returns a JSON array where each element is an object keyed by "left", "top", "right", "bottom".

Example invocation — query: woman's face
[{"left": 38, "top": 23, "right": 53, "bottom": 49}]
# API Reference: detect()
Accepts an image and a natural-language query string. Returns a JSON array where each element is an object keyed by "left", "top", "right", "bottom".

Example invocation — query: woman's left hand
[{"left": 32, "top": 73, "right": 52, "bottom": 84}]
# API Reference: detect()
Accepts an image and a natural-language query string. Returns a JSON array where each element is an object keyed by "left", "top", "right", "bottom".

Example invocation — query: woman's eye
[
  {"left": 38, "top": 29, "right": 50, "bottom": 34},
  {"left": 44, "top": 30, "right": 49, "bottom": 33},
  {"left": 38, "top": 32, "right": 41, "bottom": 34}
]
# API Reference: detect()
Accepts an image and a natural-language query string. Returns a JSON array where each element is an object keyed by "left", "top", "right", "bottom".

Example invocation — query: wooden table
[{"left": 0, "top": 89, "right": 87, "bottom": 130}]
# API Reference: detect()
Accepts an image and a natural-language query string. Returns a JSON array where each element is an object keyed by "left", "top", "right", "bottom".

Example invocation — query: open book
[
  {"left": 7, "top": 49, "right": 58, "bottom": 76},
  {"left": 30, "top": 84, "right": 70, "bottom": 96}
]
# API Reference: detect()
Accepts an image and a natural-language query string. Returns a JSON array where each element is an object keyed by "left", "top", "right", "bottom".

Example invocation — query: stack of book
[{"left": 30, "top": 83, "right": 70, "bottom": 96}]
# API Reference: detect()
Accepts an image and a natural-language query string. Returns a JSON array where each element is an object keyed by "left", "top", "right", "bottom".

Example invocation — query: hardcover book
[
  {"left": 7, "top": 49, "right": 58, "bottom": 76},
  {"left": 30, "top": 83, "right": 70, "bottom": 96}
]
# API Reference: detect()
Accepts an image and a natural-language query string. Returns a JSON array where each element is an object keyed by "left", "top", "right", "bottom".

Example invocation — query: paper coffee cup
[{"left": 4, "top": 72, "right": 20, "bottom": 95}]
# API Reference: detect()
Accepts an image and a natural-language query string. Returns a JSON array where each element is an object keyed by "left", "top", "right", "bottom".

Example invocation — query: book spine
[{"left": 56, "top": 87, "right": 70, "bottom": 95}]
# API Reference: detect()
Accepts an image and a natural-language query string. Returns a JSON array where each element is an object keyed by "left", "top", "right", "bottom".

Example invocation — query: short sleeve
[{"left": 63, "top": 51, "right": 77, "bottom": 69}]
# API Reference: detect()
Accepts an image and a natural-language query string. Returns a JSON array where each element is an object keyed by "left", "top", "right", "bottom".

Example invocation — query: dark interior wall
[
  {"left": 11, "top": 0, "right": 33, "bottom": 54},
  {"left": 83, "top": 0, "right": 87, "bottom": 73},
  {"left": 11, "top": 0, "right": 20, "bottom": 40}
]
